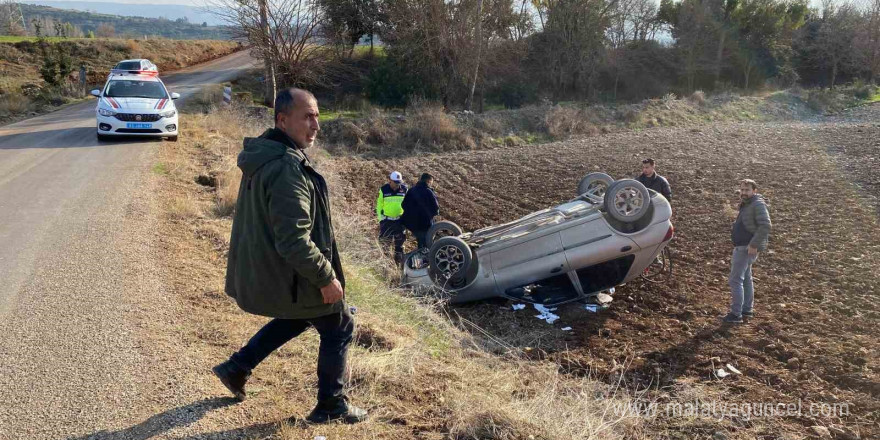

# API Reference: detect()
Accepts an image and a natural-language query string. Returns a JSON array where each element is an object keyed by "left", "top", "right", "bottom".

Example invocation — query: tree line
[{"left": 216, "top": 0, "right": 880, "bottom": 109}]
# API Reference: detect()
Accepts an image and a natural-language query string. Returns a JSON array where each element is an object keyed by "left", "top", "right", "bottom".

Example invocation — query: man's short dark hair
[
  {"left": 741, "top": 179, "right": 757, "bottom": 190},
  {"left": 642, "top": 158, "right": 655, "bottom": 165},
  {"left": 274, "top": 88, "right": 316, "bottom": 124},
  {"left": 420, "top": 173, "right": 434, "bottom": 183}
]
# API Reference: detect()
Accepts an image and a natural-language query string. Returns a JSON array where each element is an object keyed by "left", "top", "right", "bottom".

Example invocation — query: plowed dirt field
[{"left": 331, "top": 106, "right": 880, "bottom": 439}]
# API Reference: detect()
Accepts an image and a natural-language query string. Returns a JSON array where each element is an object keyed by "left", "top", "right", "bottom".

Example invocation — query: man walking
[
  {"left": 212, "top": 88, "right": 367, "bottom": 423},
  {"left": 724, "top": 179, "right": 772, "bottom": 324},
  {"left": 376, "top": 171, "right": 408, "bottom": 264},
  {"left": 636, "top": 158, "right": 672, "bottom": 202},
  {"left": 401, "top": 173, "right": 440, "bottom": 249}
]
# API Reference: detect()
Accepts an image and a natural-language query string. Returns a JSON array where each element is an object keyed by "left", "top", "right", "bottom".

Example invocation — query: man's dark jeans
[
  {"left": 379, "top": 219, "right": 406, "bottom": 263},
  {"left": 411, "top": 229, "right": 428, "bottom": 249},
  {"left": 229, "top": 306, "right": 354, "bottom": 402}
]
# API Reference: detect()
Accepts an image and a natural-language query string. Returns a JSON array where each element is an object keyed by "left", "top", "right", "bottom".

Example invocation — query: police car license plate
[{"left": 126, "top": 123, "right": 152, "bottom": 129}]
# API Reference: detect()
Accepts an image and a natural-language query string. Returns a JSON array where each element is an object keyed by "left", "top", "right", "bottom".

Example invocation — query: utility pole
[
  {"left": 465, "top": 0, "right": 483, "bottom": 111},
  {"left": 1, "top": 0, "right": 27, "bottom": 36},
  {"left": 259, "top": 0, "right": 275, "bottom": 108}
]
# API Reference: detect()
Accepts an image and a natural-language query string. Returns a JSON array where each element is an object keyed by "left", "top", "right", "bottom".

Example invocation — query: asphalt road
[{"left": 0, "top": 50, "right": 255, "bottom": 439}]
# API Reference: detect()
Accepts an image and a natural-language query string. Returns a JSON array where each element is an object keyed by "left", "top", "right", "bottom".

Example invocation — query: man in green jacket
[{"left": 212, "top": 88, "right": 367, "bottom": 424}]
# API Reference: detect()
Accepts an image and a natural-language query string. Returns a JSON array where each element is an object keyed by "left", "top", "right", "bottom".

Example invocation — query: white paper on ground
[
  {"left": 584, "top": 304, "right": 599, "bottom": 313},
  {"left": 726, "top": 364, "right": 742, "bottom": 375},
  {"left": 716, "top": 369, "right": 729, "bottom": 378},
  {"left": 533, "top": 304, "right": 560, "bottom": 324},
  {"left": 512, "top": 304, "right": 526, "bottom": 311},
  {"left": 561, "top": 327, "right": 572, "bottom": 331}
]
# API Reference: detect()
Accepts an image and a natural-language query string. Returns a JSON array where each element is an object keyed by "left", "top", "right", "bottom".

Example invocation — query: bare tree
[
  {"left": 861, "top": 0, "right": 880, "bottom": 82},
  {"left": 210, "top": 0, "right": 332, "bottom": 94},
  {"left": 814, "top": 0, "right": 860, "bottom": 88}
]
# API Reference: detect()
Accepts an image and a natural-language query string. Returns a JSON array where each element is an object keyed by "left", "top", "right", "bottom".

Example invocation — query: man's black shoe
[
  {"left": 722, "top": 313, "right": 743, "bottom": 324},
  {"left": 741, "top": 310, "right": 754, "bottom": 319},
  {"left": 306, "top": 396, "right": 368, "bottom": 424},
  {"left": 212, "top": 360, "right": 249, "bottom": 401}
]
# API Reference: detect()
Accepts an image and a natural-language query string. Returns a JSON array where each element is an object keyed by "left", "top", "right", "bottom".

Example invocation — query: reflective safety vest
[{"left": 376, "top": 183, "right": 407, "bottom": 221}]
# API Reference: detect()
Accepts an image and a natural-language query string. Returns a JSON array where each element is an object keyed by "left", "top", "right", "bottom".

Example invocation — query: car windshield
[
  {"left": 115, "top": 61, "right": 142, "bottom": 70},
  {"left": 105, "top": 80, "right": 167, "bottom": 99}
]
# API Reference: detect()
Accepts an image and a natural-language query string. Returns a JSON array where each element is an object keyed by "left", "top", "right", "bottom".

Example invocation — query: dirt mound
[{"left": 331, "top": 111, "right": 880, "bottom": 437}]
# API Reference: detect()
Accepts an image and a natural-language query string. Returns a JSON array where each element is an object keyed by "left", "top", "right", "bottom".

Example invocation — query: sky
[{"left": 32, "top": 0, "right": 208, "bottom": 6}]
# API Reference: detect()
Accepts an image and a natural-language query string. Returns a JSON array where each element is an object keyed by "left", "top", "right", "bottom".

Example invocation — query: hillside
[
  {"left": 26, "top": 1, "right": 224, "bottom": 26},
  {"left": 0, "top": 38, "right": 241, "bottom": 122},
  {"left": 13, "top": 3, "right": 229, "bottom": 39}
]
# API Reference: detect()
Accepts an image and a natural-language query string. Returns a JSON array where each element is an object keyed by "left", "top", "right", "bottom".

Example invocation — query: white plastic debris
[
  {"left": 608, "top": 287, "right": 616, "bottom": 294},
  {"left": 716, "top": 369, "right": 729, "bottom": 378},
  {"left": 596, "top": 293, "right": 613, "bottom": 304},
  {"left": 315, "top": 437, "right": 327, "bottom": 440},
  {"left": 726, "top": 364, "right": 742, "bottom": 375},
  {"left": 561, "top": 327, "right": 572, "bottom": 331},
  {"left": 533, "top": 304, "right": 560, "bottom": 324},
  {"left": 512, "top": 304, "right": 526, "bottom": 311},
  {"left": 584, "top": 304, "right": 599, "bottom": 313}
]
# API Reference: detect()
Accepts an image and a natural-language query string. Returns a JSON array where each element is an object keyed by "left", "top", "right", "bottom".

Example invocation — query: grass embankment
[
  {"left": 0, "top": 38, "right": 242, "bottom": 123},
  {"left": 229, "top": 69, "right": 879, "bottom": 158},
  {"left": 152, "top": 97, "right": 648, "bottom": 439}
]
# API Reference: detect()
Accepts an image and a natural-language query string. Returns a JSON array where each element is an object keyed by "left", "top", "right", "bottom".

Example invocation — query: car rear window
[
  {"left": 115, "top": 61, "right": 142, "bottom": 70},
  {"left": 105, "top": 80, "right": 167, "bottom": 99}
]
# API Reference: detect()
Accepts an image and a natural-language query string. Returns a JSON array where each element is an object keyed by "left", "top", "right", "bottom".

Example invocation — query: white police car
[
  {"left": 111, "top": 59, "right": 158, "bottom": 75},
  {"left": 91, "top": 71, "right": 180, "bottom": 142}
]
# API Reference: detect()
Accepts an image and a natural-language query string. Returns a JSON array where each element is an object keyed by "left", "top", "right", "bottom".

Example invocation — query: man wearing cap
[{"left": 376, "top": 171, "right": 408, "bottom": 264}]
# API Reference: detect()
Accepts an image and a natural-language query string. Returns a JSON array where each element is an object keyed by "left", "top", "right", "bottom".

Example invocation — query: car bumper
[{"left": 96, "top": 113, "right": 179, "bottom": 136}]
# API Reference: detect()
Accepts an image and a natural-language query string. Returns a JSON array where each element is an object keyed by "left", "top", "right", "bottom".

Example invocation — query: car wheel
[
  {"left": 167, "top": 136, "right": 178, "bottom": 142},
  {"left": 604, "top": 179, "right": 651, "bottom": 223},
  {"left": 428, "top": 236, "right": 472, "bottom": 287},
  {"left": 577, "top": 172, "right": 613, "bottom": 198},
  {"left": 426, "top": 221, "right": 464, "bottom": 248}
]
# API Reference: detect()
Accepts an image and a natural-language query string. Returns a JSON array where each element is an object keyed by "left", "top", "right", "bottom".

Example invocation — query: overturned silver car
[{"left": 402, "top": 173, "right": 674, "bottom": 306}]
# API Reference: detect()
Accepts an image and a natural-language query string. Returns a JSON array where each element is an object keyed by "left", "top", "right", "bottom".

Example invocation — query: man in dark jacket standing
[
  {"left": 401, "top": 173, "right": 440, "bottom": 249},
  {"left": 212, "top": 88, "right": 367, "bottom": 423},
  {"left": 636, "top": 158, "right": 672, "bottom": 202},
  {"left": 724, "top": 179, "right": 772, "bottom": 324}
]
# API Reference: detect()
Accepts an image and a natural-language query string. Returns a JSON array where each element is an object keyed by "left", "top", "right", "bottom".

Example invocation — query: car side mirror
[
  {"left": 170, "top": 92, "right": 180, "bottom": 100},
  {"left": 90, "top": 89, "right": 101, "bottom": 97}
]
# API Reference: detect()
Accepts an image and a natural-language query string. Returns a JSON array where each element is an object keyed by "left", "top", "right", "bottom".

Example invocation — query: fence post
[{"left": 223, "top": 86, "right": 232, "bottom": 105}]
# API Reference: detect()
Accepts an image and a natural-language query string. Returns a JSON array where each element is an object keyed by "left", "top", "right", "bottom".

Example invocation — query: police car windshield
[
  {"left": 115, "top": 61, "right": 142, "bottom": 70},
  {"left": 105, "top": 80, "right": 167, "bottom": 99}
]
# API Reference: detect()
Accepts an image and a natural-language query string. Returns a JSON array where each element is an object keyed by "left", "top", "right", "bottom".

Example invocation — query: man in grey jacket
[{"left": 724, "top": 179, "right": 772, "bottom": 324}]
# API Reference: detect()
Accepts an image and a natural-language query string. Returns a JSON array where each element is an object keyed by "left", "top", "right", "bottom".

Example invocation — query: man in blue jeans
[{"left": 724, "top": 179, "right": 772, "bottom": 324}]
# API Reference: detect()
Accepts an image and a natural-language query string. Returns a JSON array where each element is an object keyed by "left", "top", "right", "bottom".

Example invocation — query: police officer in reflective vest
[{"left": 376, "top": 171, "right": 408, "bottom": 264}]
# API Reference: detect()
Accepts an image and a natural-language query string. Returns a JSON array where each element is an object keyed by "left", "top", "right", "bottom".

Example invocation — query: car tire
[
  {"left": 425, "top": 221, "right": 464, "bottom": 248},
  {"left": 168, "top": 136, "right": 178, "bottom": 142},
  {"left": 428, "top": 236, "right": 472, "bottom": 287},
  {"left": 577, "top": 172, "right": 614, "bottom": 198},
  {"left": 604, "top": 179, "right": 651, "bottom": 224}
]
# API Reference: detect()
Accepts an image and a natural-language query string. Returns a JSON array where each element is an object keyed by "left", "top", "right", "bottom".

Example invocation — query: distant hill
[
  {"left": 25, "top": 1, "right": 225, "bottom": 26},
  {"left": 15, "top": 3, "right": 231, "bottom": 39}
]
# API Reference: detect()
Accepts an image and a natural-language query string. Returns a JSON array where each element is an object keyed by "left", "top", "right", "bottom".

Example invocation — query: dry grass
[
  {"left": 0, "top": 93, "right": 30, "bottom": 117},
  {"left": 152, "top": 104, "right": 648, "bottom": 439}
]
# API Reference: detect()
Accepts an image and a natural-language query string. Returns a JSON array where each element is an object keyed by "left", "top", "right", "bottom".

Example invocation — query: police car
[
  {"left": 111, "top": 59, "right": 158, "bottom": 75},
  {"left": 91, "top": 70, "right": 180, "bottom": 142}
]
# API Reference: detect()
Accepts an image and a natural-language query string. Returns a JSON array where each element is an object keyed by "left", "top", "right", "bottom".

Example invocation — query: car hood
[{"left": 102, "top": 97, "right": 171, "bottom": 112}]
